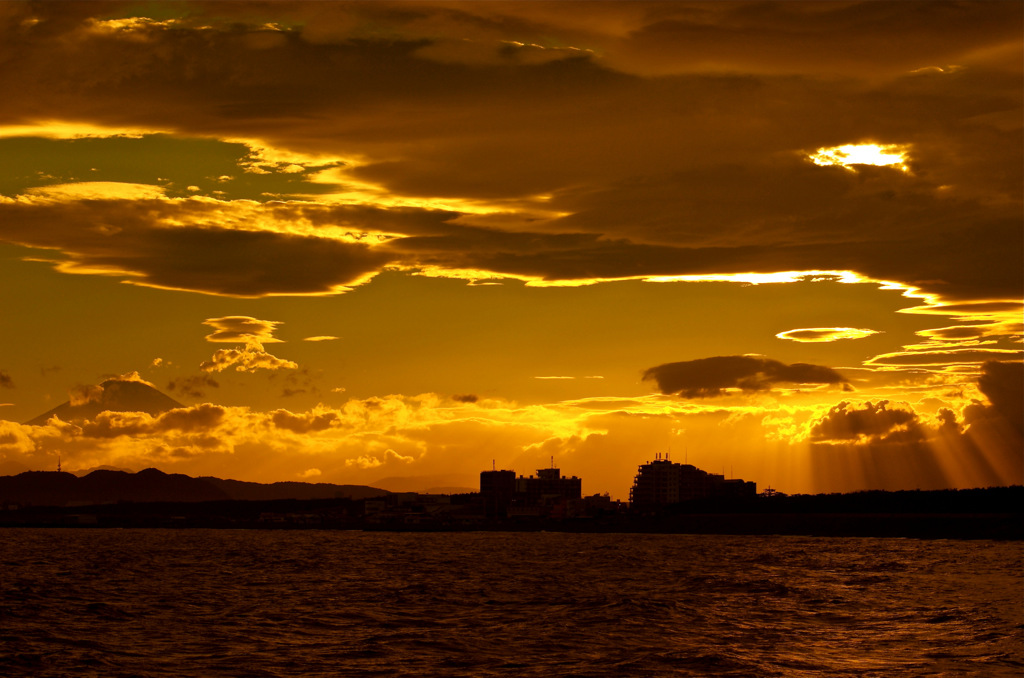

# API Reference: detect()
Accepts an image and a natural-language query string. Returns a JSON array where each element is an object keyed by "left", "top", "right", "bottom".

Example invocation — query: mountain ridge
[{"left": 25, "top": 379, "right": 184, "bottom": 426}]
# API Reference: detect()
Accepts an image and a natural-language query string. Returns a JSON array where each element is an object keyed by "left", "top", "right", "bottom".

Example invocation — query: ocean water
[{"left": 0, "top": 529, "right": 1020, "bottom": 677}]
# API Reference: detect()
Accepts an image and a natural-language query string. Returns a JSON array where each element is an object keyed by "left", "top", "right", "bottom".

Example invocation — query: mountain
[
  {"left": 0, "top": 468, "right": 390, "bottom": 507},
  {"left": 199, "top": 477, "right": 391, "bottom": 501},
  {"left": 370, "top": 473, "right": 479, "bottom": 494},
  {"left": 25, "top": 378, "right": 183, "bottom": 426}
]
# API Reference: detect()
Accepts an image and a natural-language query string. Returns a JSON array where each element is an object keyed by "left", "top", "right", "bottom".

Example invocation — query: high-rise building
[
  {"left": 630, "top": 454, "right": 755, "bottom": 508},
  {"left": 479, "top": 469, "right": 516, "bottom": 517}
]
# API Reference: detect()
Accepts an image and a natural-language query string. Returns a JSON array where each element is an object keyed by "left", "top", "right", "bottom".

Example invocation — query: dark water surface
[{"left": 1, "top": 529, "right": 1021, "bottom": 677}]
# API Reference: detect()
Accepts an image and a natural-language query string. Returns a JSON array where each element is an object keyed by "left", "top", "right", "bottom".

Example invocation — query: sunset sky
[{"left": 0, "top": 1, "right": 1021, "bottom": 499}]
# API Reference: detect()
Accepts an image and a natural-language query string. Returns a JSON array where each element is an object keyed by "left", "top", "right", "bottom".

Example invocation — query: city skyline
[{"left": 0, "top": 1, "right": 1021, "bottom": 500}]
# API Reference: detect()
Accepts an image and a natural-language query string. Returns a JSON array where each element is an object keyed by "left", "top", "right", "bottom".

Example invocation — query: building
[
  {"left": 515, "top": 467, "right": 581, "bottom": 503},
  {"left": 479, "top": 468, "right": 516, "bottom": 517},
  {"left": 629, "top": 454, "right": 756, "bottom": 509},
  {"left": 479, "top": 464, "right": 582, "bottom": 517}
]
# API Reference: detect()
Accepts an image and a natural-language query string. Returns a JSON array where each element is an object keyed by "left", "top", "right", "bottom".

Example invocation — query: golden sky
[{"left": 0, "top": 1, "right": 1021, "bottom": 498}]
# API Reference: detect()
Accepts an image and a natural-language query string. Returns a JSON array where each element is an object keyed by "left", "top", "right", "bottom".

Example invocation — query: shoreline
[{"left": 2, "top": 509, "right": 1019, "bottom": 540}]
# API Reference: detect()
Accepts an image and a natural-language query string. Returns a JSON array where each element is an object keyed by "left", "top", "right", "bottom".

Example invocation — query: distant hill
[
  {"left": 198, "top": 477, "right": 391, "bottom": 502},
  {"left": 25, "top": 379, "right": 183, "bottom": 426},
  {"left": 0, "top": 468, "right": 389, "bottom": 507},
  {"left": 370, "top": 473, "right": 478, "bottom": 494}
]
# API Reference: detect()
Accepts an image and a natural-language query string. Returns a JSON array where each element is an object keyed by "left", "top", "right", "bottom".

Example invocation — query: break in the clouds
[
  {"left": 204, "top": 316, "right": 284, "bottom": 344},
  {"left": 777, "top": 328, "right": 879, "bottom": 343},
  {"left": 199, "top": 341, "right": 298, "bottom": 374},
  {"left": 643, "top": 356, "right": 850, "bottom": 398}
]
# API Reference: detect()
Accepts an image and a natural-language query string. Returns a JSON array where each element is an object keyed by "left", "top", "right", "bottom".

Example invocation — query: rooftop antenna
[
  {"left": 550, "top": 455, "right": 554, "bottom": 469},
  {"left": 492, "top": 459, "right": 495, "bottom": 471},
  {"left": 57, "top": 454, "right": 61, "bottom": 473}
]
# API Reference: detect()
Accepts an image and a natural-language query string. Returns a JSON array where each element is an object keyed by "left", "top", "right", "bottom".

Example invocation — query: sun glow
[{"left": 809, "top": 143, "right": 910, "bottom": 171}]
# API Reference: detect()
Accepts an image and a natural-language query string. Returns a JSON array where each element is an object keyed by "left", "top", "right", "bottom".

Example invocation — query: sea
[{"left": 1, "top": 529, "right": 1021, "bottom": 677}]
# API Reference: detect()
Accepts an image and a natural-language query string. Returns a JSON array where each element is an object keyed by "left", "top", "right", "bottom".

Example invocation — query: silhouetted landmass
[
  {"left": 25, "top": 379, "right": 184, "bottom": 426},
  {"left": 199, "top": 476, "right": 392, "bottom": 501},
  {"left": 0, "top": 468, "right": 389, "bottom": 506},
  {"left": 661, "top": 486, "right": 1024, "bottom": 515},
  {"left": 0, "top": 479, "right": 1019, "bottom": 539}
]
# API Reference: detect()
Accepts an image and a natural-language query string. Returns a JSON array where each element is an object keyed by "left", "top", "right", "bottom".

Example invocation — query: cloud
[
  {"left": 271, "top": 408, "right": 338, "bottom": 434},
  {"left": 109, "top": 371, "right": 154, "bottom": 386},
  {"left": 776, "top": 328, "right": 879, "bottom": 343},
  {"left": 866, "top": 349, "right": 1024, "bottom": 367},
  {"left": 451, "top": 394, "right": 478, "bottom": 403},
  {"left": 809, "top": 400, "right": 923, "bottom": 445},
  {"left": 977, "top": 361, "right": 1024, "bottom": 434},
  {"left": 204, "top": 316, "right": 284, "bottom": 343},
  {"left": 156, "top": 404, "right": 226, "bottom": 432},
  {"left": 0, "top": 3, "right": 1017, "bottom": 308},
  {"left": 916, "top": 322, "right": 1023, "bottom": 342},
  {"left": 345, "top": 448, "right": 415, "bottom": 470},
  {"left": 0, "top": 370, "right": 12, "bottom": 388},
  {"left": 199, "top": 341, "right": 298, "bottom": 373},
  {"left": 167, "top": 375, "right": 219, "bottom": 399},
  {"left": 69, "top": 383, "right": 105, "bottom": 407},
  {"left": 643, "top": 355, "right": 849, "bottom": 398},
  {"left": 303, "top": 335, "right": 338, "bottom": 342},
  {"left": 0, "top": 199, "right": 401, "bottom": 297},
  {"left": 25, "top": 182, "right": 166, "bottom": 201}
]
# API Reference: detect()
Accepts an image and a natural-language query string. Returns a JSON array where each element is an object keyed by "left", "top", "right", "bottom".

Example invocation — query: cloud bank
[{"left": 643, "top": 356, "right": 849, "bottom": 398}]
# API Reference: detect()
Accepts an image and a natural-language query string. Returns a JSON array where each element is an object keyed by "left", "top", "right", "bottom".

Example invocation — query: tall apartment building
[{"left": 630, "top": 454, "right": 755, "bottom": 508}]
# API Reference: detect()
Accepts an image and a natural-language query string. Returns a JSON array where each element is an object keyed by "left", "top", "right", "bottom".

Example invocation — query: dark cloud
[
  {"left": 0, "top": 2, "right": 1018, "bottom": 304},
  {"left": 642, "top": 355, "right": 848, "bottom": 398},
  {"left": 0, "top": 370, "right": 12, "bottom": 388},
  {"left": 452, "top": 394, "right": 478, "bottom": 403},
  {"left": 274, "top": 367, "right": 321, "bottom": 399},
  {"left": 0, "top": 199, "right": 401, "bottom": 297},
  {"left": 155, "top": 404, "right": 226, "bottom": 432},
  {"left": 977, "top": 361, "right": 1023, "bottom": 435},
  {"left": 167, "top": 374, "right": 219, "bottom": 399},
  {"left": 810, "top": 401, "right": 923, "bottom": 444},
  {"left": 271, "top": 409, "right": 337, "bottom": 433}
]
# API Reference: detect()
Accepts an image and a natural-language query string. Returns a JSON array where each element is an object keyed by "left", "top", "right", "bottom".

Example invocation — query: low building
[
  {"left": 515, "top": 467, "right": 581, "bottom": 503},
  {"left": 479, "top": 465, "right": 582, "bottom": 517}
]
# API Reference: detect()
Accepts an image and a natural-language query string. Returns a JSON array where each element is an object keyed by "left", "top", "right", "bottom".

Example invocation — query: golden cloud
[
  {"left": 204, "top": 316, "right": 284, "bottom": 343},
  {"left": 199, "top": 341, "right": 298, "bottom": 373},
  {"left": 776, "top": 327, "right": 880, "bottom": 343}
]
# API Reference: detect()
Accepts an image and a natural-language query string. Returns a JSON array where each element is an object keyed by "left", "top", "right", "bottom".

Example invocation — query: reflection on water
[{"left": 1, "top": 529, "right": 1021, "bottom": 677}]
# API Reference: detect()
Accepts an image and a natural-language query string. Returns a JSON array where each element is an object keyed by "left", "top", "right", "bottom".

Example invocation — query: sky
[{"left": 0, "top": 1, "right": 1021, "bottom": 499}]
